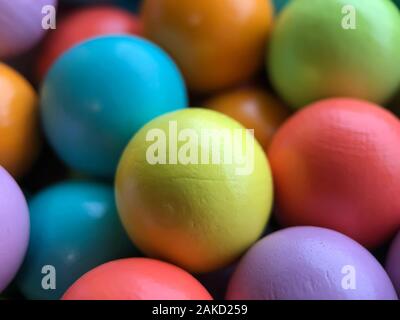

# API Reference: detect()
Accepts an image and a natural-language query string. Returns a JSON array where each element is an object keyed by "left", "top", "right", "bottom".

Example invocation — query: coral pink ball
[
  {"left": 37, "top": 5, "right": 142, "bottom": 80},
  {"left": 268, "top": 98, "right": 400, "bottom": 248},
  {"left": 62, "top": 258, "right": 213, "bottom": 300}
]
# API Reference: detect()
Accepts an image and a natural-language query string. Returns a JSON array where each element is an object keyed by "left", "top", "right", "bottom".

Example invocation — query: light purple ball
[
  {"left": 0, "top": 0, "right": 57, "bottom": 58},
  {"left": 226, "top": 227, "right": 398, "bottom": 300},
  {"left": 386, "top": 230, "right": 400, "bottom": 295},
  {"left": 0, "top": 167, "right": 30, "bottom": 292}
]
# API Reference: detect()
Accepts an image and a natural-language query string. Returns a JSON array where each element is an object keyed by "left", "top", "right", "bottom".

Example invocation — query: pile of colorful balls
[{"left": 1, "top": 0, "right": 400, "bottom": 300}]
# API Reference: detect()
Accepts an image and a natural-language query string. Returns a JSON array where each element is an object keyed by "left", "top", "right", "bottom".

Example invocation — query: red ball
[
  {"left": 37, "top": 5, "right": 142, "bottom": 80},
  {"left": 268, "top": 98, "right": 400, "bottom": 248},
  {"left": 62, "top": 258, "right": 213, "bottom": 300}
]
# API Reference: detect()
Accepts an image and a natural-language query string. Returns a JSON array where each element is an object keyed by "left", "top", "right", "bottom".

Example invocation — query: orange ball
[
  {"left": 142, "top": 0, "right": 273, "bottom": 93},
  {"left": 205, "top": 87, "right": 290, "bottom": 151},
  {"left": 37, "top": 6, "right": 142, "bottom": 80},
  {"left": 62, "top": 258, "right": 213, "bottom": 300},
  {"left": 0, "top": 63, "right": 39, "bottom": 178}
]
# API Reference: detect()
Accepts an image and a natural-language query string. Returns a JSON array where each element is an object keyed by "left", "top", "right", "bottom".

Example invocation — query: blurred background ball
[
  {"left": 226, "top": 227, "right": 398, "bottom": 300},
  {"left": 269, "top": 0, "right": 400, "bottom": 108},
  {"left": 272, "top": 0, "right": 290, "bottom": 14},
  {"left": 62, "top": 258, "right": 212, "bottom": 300},
  {"left": 37, "top": 5, "right": 142, "bottom": 80},
  {"left": 0, "top": 63, "right": 40, "bottom": 178},
  {"left": 142, "top": 0, "right": 273, "bottom": 93},
  {"left": 40, "top": 35, "right": 187, "bottom": 178},
  {"left": 16, "top": 181, "right": 137, "bottom": 299},
  {"left": 205, "top": 87, "right": 290, "bottom": 151},
  {"left": 386, "top": 230, "right": 400, "bottom": 295},
  {"left": 116, "top": 108, "right": 273, "bottom": 273},
  {"left": 0, "top": 0, "right": 57, "bottom": 58},
  {"left": 268, "top": 98, "right": 400, "bottom": 248},
  {"left": 0, "top": 167, "right": 30, "bottom": 293}
]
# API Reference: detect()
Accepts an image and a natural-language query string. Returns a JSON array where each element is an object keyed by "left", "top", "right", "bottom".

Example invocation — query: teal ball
[{"left": 16, "top": 181, "right": 138, "bottom": 300}]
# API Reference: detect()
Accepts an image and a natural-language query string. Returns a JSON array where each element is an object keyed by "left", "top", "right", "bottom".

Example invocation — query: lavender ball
[
  {"left": 226, "top": 227, "right": 397, "bottom": 300},
  {"left": 0, "top": 0, "right": 57, "bottom": 58},
  {"left": 0, "top": 167, "right": 30, "bottom": 292},
  {"left": 386, "top": 230, "right": 400, "bottom": 295}
]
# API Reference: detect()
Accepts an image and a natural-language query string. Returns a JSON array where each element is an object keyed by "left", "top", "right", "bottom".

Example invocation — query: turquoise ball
[
  {"left": 273, "top": 0, "right": 290, "bottom": 13},
  {"left": 40, "top": 35, "right": 188, "bottom": 178},
  {"left": 16, "top": 181, "right": 138, "bottom": 300}
]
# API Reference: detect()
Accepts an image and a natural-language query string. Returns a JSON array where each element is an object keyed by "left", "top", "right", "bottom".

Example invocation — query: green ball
[
  {"left": 269, "top": 0, "right": 400, "bottom": 108},
  {"left": 116, "top": 108, "right": 273, "bottom": 273}
]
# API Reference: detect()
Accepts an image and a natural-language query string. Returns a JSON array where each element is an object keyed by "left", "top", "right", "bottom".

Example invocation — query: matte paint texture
[
  {"left": 16, "top": 181, "right": 137, "bottom": 299},
  {"left": 0, "top": 167, "right": 30, "bottom": 292},
  {"left": 226, "top": 227, "right": 398, "bottom": 300},
  {"left": 142, "top": 0, "right": 273, "bottom": 93},
  {"left": 0, "top": 63, "right": 40, "bottom": 178},
  {"left": 116, "top": 109, "right": 273, "bottom": 273},
  {"left": 268, "top": 98, "right": 400, "bottom": 248},
  {"left": 269, "top": 0, "right": 400, "bottom": 108},
  {"left": 62, "top": 258, "right": 212, "bottom": 300},
  {"left": 40, "top": 35, "right": 188, "bottom": 177},
  {"left": 37, "top": 5, "right": 142, "bottom": 79}
]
